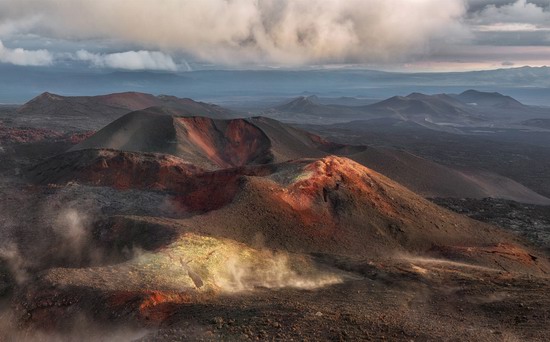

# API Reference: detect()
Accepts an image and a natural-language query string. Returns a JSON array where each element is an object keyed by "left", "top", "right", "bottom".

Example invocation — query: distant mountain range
[
  {"left": 273, "top": 96, "right": 368, "bottom": 119},
  {"left": 452, "top": 89, "right": 525, "bottom": 109},
  {"left": 13, "top": 91, "right": 233, "bottom": 130},
  {"left": 10, "top": 88, "right": 550, "bottom": 134},
  {"left": 273, "top": 89, "right": 550, "bottom": 127},
  {"left": 1, "top": 64, "right": 549, "bottom": 105}
]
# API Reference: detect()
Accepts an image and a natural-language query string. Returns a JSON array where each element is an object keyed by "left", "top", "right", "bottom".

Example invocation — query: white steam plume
[
  {"left": 53, "top": 207, "right": 103, "bottom": 265},
  {"left": 0, "top": 0, "right": 469, "bottom": 65},
  {"left": 55, "top": 208, "right": 89, "bottom": 254}
]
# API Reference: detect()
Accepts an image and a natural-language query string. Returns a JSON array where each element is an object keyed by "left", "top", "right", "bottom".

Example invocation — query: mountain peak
[
  {"left": 37, "top": 92, "right": 64, "bottom": 101},
  {"left": 305, "top": 95, "right": 320, "bottom": 103},
  {"left": 457, "top": 89, "right": 524, "bottom": 107},
  {"left": 406, "top": 92, "right": 428, "bottom": 99},
  {"left": 276, "top": 95, "right": 320, "bottom": 111},
  {"left": 460, "top": 89, "right": 500, "bottom": 97}
]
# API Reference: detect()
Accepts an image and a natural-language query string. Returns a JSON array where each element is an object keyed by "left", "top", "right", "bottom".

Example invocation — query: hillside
[
  {"left": 349, "top": 147, "right": 550, "bottom": 205},
  {"left": 69, "top": 111, "right": 550, "bottom": 204},
  {"left": 14, "top": 91, "right": 233, "bottom": 130},
  {"left": 27, "top": 152, "right": 548, "bottom": 271},
  {"left": 6, "top": 114, "right": 550, "bottom": 341},
  {"left": 272, "top": 90, "right": 550, "bottom": 127},
  {"left": 454, "top": 89, "right": 525, "bottom": 108},
  {"left": 362, "top": 93, "right": 483, "bottom": 125},
  {"left": 71, "top": 113, "right": 332, "bottom": 169}
]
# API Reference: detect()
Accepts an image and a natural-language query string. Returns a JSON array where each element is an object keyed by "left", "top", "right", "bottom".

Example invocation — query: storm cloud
[
  {"left": 0, "top": 0, "right": 548, "bottom": 70},
  {"left": 0, "top": 0, "right": 468, "bottom": 65},
  {"left": 467, "top": 0, "right": 550, "bottom": 48},
  {"left": 470, "top": 0, "right": 550, "bottom": 29}
]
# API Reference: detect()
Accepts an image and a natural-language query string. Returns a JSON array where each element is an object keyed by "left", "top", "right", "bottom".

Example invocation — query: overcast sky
[{"left": 0, "top": 0, "right": 548, "bottom": 72}]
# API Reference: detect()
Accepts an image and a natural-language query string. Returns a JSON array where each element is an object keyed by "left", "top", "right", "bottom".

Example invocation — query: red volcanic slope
[
  {"left": 28, "top": 151, "right": 550, "bottom": 274},
  {"left": 70, "top": 111, "right": 550, "bottom": 204},
  {"left": 183, "top": 156, "right": 549, "bottom": 273},
  {"left": 29, "top": 148, "right": 270, "bottom": 212},
  {"left": 28, "top": 149, "right": 204, "bottom": 190},
  {"left": 71, "top": 112, "right": 333, "bottom": 169},
  {"left": 174, "top": 116, "right": 274, "bottom": 168}
]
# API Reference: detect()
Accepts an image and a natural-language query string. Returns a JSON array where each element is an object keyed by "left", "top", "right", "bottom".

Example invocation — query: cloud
[
  {"left": 466, "top": 0, "right": 550, "bottom": 47},
  {"left": 467, "top": 0, "right": 550, "bottom": 13},
  {"left": 0, "top": 40, "right": 52, "bottom": 66},
  {"left": 75, "top": 50, "right": 178, "bottom": 71},
  {"left": 474, "top": 23, "right": 550, "bottom": 32},
  {"left": 470, "top": 0, "right": 550, "bottom": 28},
  {"left": 0, "top": 0, "right": 469, "bottom": 65}
]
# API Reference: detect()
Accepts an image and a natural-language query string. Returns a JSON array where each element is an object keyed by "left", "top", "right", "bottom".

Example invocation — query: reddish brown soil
[
  {"left": 0, "top": 121, "right": 94, "bottom": 146},
  {"left": 65, "top": 131, "right": 96, "bottom": 145},
  {"left": 176, "top": 117, "right": 273, "bottom": 168},
  {"left": 0, "top": 124, "right": 62, "bottom": 144},
  {"left": 29, "top": 149, "right": 201, "bottom": 189}
]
